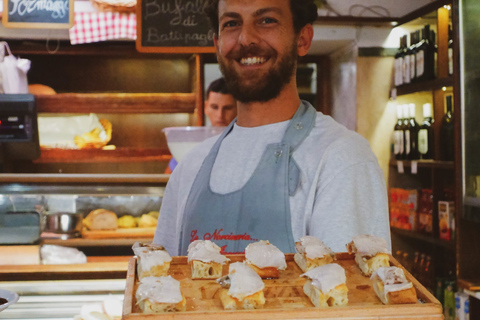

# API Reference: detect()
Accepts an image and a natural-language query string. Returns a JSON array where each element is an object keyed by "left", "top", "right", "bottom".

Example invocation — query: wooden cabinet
[
  {"left": 387, "top": 4, "right": 457, "bottom": 298},
  {"left": 6, "top": 40, "right": 205, "bottom": 174}
]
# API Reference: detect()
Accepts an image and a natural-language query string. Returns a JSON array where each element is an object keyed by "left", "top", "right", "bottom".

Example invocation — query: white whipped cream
[
  {"left": 351, "top": 235, "right": 390, "bottom": 257},
  {"left": 136, "top": 276, "right": 183, "bottom": 304},
  {"left": 301, "top": 263, "right": 346, "bottom": 293},
  {"left": 227, "top": 262, "right": 265, "bottom": 300},
  {"left": 137, "top": 250, "right": 172, "bottom": 271},
  {"left": 187, "top": 240, "right": 229, "bottom": 264},
  {"left": 245, "top": 240, "right": 287, "bottom": 270},
  {"left": 371, "top": 266, "right": 413, "bottom": 298},
  {"left": 296, "top": 236, "right": 333, "bottom": 259}
]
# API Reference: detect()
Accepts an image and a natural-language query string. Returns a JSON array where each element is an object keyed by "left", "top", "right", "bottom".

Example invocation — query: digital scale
[{"left": 0, "top": 94, "right": 40, "bottom": 164}]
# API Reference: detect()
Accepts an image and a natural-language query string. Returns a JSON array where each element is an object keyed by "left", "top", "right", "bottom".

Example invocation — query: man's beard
[{"left": 217, "top": 42, "right": 297, "bottom": 103}]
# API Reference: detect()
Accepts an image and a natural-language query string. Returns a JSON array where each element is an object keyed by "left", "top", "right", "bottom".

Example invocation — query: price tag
[
  {"left": 397, "top": 161, "right": 404, "bottom": 174},
  {"left": 411, "top": 161, "right": 418, "bottom": 174},
  {"left": 391, "top": 88, "right": 397, "bottom": 100}
]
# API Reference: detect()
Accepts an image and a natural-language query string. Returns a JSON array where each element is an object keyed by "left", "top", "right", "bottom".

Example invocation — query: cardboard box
[{"left": 438, "top": 201, "right": 455, "bottom": 240}]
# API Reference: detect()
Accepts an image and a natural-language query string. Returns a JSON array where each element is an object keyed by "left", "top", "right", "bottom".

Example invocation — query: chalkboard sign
[
  {"left": 136, "top": 0, "right": 216, "bottom": 53},
  {"left": 2, "top": 0, "right": 74, "bottom": 28}
]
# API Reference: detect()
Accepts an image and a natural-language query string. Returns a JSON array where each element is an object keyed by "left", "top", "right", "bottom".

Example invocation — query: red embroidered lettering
[{"left": 190, "top": 230, "right": 199, "bottom": 242}]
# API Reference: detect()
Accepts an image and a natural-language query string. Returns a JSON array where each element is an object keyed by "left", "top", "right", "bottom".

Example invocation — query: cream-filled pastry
[
  {"left": 346, "top": 235, "right": 390, "bottom": 276},
  {"left": 187, "top": 240, "right": 229, "bottom": 279},
  {"left": 294, "top": 236, "right": 335, "bottom": 272},
  {"left": 245, "top": 240, "right": 287, "bottom": 279},
  {"left": 217, "top": 262, "right": 265, "bottom": 310},
  {"left": 132, "top": 242, "right": 172, "bottom": 279},
  {"left": 371, "top": 266, "right": 417, "bottom": 304},
  {"left": 301, "top": 263, "right": 348, "bottom": 308},
  {"left": 135, "top": 276, "right": 186, "bottom": 313}
]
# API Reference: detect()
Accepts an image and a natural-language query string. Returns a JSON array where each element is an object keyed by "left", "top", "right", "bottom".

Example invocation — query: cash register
[{"left": 0, "top": 94, "right": 41, "bottom": 245}]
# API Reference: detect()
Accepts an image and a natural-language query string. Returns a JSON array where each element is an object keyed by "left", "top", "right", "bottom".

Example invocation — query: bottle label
[
  {"left": 418, "top": 129, "right": 428, "bottom": 154},
  {"left": 404, "top": 56, "right": 411, "bottom": 83},
  {"left": 416, "top": 50, "right": 425, "bottom": 78},
  {"left": 394, "top": 130, "right": 404, "bottom": 155},
  {"left": 405, "top": 130, "right": 411, "bottom": 155},
  {"left": 448, "top": 48, "right": 454, "bottom": 75},
  {"left": 410, "top": 54, "right": 416, "bottom": 80},
  {"left": 395, "top": 58, "right": 404, "bottom": 86}
]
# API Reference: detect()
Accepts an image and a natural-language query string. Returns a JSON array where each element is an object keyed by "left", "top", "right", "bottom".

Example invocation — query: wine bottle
[
  {"left": 448, "top": 25, "right": 454, "bottom": 76},
  {"left": 394, "top": 36, "right": 405, "bottom": 87},
  {"left": 407, "top": 103, "right": 420, "bottom": 160},
  {"left": 419, "top": 103, "right": 435, "bottom": 159},
  {"left": 394, "top": 105, "right": 405, "bottom": 160},
  {"left": 403, "top": 104, "right": 412, "bottom": 159},
  {"left": 409, "top": 32, "right": 418, "bottom": 83},
  {"left": 403, "top": 35, "right": 411, "bottom": 84},
  {"left": 441, "top": 95, "right": 455, "bottom": 161},
  {"left": 416, "top": 25, "right": 435, "bottom": 82}
]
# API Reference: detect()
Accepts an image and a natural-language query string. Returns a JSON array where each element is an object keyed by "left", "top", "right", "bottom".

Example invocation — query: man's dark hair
[
  {"left": 206, "top": 77, "right": 231, "bottom": 97},
  {"left": 204, "top": 0, "right": 318, "bottom": 35}
]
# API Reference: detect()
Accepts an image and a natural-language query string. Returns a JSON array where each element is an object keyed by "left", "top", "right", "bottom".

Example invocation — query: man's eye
[
  {"left": 222, "top": 20, "right": 238, "bottom": 28},
  {"left": 261, "top": 17, "right": 277, "bottom": 24}
]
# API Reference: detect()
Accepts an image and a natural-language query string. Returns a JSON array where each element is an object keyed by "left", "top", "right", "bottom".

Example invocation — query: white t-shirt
[{"left": 154, "top": 112, "right": 391, "bottom": 255}]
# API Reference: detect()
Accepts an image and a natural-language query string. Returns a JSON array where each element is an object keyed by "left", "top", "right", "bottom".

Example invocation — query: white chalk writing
[{"left": 9, "top": 0, "right": 69, "bottom": 19}]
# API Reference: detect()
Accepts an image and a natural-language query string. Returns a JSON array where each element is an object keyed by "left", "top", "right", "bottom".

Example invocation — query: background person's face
[
  {"left": 214, "top": 0, "right": 298, "bottom": 103},
  {"left": 205, "top": 92, "right": 237, "bottom": 126}
]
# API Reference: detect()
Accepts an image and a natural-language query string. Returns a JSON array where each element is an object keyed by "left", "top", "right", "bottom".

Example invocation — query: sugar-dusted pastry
[
  {"left": 300, "top": 263, "right": 348, "bottom": 308},
  {"left": 346, "top": 235, "right": 390, "bottom": 276},
  {"left": 187, "top": 240, "right": 229, "bottom": 279},
  {"left": 135, "top": 276, "right": 186, "bottom": 313},
  {"left": 217, "top": 262, "right": 265, "bottom": 310},
  {"left": 371, "top": 266, "right": 417, "bottom": 304},
  {"left": 245, "top": 240, "right": 287, "bottom": 279},
  {"left": 132, "top": 242, "right": 172, "bottom": 279},
  {"left": 294, "top": 235, "right": 335, "bottom": 272}
]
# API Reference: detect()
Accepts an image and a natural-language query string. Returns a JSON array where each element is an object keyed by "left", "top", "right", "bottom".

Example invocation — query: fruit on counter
[
  {"left": 138, "top": 213, "right": 158, "bottom": 228},
  {"left": 118, "top": 215, "right": 137, "bottom": 228},
  {"left": 83, "top": 209, "right": 118, "bottom": 231},
  {"left": 147, "top": 211, "right": 160, "bottom": 219}
]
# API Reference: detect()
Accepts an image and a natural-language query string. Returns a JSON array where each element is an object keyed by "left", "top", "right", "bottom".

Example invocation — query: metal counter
[{"left": 0, "top": 279, "right": 125, "bottom": 319}]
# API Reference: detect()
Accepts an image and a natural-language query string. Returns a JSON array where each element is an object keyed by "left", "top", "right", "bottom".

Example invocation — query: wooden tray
[
  {"left": 82, "top": 227, "right": 156, "bottom": 239},
  {"left": 122, "top": 253, "right": 443, "bottom": 319}
]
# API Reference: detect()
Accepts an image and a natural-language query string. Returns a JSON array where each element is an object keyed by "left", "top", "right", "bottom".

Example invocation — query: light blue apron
[{"left": 179, "top": 101, "right": 317, "bottom": 255}]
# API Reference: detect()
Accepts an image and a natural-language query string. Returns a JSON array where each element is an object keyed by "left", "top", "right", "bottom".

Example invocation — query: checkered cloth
[{"left": 69, "top": 12, "right": 136, "bottom": 45}]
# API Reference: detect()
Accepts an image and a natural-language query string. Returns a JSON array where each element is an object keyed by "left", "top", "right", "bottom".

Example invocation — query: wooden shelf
[
  {"left": 389, "top": 159, "right": 455, "bottom": 169},
  {"left": 395, "top": 77, "right": 454, "bottom": 96},
  {"left": 390, "top": 227, "right": 456, "bottom": 250},
  {"left": 35, "top": 93, "right": 196, "bottom": 114},
  {"left": 33, "top": 147, "right": 172, "bottom": 163}
]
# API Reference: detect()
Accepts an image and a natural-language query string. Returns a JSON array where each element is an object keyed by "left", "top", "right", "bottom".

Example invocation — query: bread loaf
[
  {"left": 83, "top": 209, "right": 118, "bottom": 231},
  {"left": 371, "top": 267, "right": 417, "bottom": 304}
]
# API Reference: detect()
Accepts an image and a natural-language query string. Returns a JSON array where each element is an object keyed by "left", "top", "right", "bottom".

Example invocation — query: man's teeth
[{"left": 240, "top": 57, "right": 266, "bottom": 65}]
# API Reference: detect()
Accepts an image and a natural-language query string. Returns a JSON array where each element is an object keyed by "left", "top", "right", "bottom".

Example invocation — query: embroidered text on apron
[{"left": 179, "top": 101, "right": 317, "bottom": 255}]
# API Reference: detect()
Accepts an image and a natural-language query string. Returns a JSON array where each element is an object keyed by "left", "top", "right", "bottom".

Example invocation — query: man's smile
[{"left": 239, "top": 56, "right": 268, "bottom": 66}]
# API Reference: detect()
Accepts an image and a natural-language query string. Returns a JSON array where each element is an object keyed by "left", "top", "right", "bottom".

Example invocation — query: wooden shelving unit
[{"left": 390, "top": 227, "right": 455, "bottom": 251}]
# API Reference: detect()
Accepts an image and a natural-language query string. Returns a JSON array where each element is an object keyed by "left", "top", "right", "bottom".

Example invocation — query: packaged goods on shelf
[
  {"left": 455, "top": 291, "right": 470, "bottom": 320},
  {"left": 389, "top": 188, "right": 418, "bottom": 230},
  {"left": 438, "top": 201, "right": 455, "bottom": 241},
  {"left": 418, "top": 189, "right": 433, "bottom": 234}
]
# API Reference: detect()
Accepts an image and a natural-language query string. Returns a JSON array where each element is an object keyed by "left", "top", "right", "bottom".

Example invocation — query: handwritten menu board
[
  {"left": 2, "top": 0, "right": 74, "bottom": 28},
  {"left": 136, "top": 0, "right": 216, "bottom": 53}
]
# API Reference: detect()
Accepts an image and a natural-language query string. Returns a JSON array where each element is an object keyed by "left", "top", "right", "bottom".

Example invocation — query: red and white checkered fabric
[{"left": 69, "top": 12, "right": 137, "bottom": 45}]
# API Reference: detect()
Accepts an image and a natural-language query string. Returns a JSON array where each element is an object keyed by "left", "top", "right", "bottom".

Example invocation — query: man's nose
[{"left": 238, "top": 24, "right": 259, "bottom": 47}]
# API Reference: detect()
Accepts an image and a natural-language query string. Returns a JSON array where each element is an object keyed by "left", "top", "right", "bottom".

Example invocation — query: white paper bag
[{"left": 0, "top": 41, "right": 31, "bottom": 94}]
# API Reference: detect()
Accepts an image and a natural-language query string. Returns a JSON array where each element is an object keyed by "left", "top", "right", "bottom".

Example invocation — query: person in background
[
  {"left": 165, "top": 77, "right": 237, "bottom": 173},
  {"left": 155, "top": 0, "right": 390, "bottom": 255}
]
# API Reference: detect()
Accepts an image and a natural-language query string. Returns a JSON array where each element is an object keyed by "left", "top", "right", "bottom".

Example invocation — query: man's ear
[
  {"left": 297, "top": 24, "right": 314, "bottom": 57},
  {"left": 213, "top": 34, "right": 219, "bottom": 50}
]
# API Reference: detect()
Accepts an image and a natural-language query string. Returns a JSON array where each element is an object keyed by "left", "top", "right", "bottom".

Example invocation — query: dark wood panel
[
  {"left": 35, "top": 93, "right": 196, "bottom": 113},
  {"left": 396, "top": 77, "right": 454, "bottom": 96}
]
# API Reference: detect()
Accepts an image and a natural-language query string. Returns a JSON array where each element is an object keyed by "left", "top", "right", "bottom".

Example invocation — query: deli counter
[{"left": 0, "top": 174, "right": 168, "bottom": 319}]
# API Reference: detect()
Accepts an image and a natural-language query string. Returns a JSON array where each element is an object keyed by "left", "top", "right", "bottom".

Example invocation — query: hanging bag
[{"left": 0, "top": 41, "right": 31, "bottom": 94}]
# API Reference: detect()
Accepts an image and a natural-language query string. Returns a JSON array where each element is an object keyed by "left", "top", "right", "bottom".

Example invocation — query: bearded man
[{"left": 154, "top": 0, "right": 391, "bottom": 255}]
